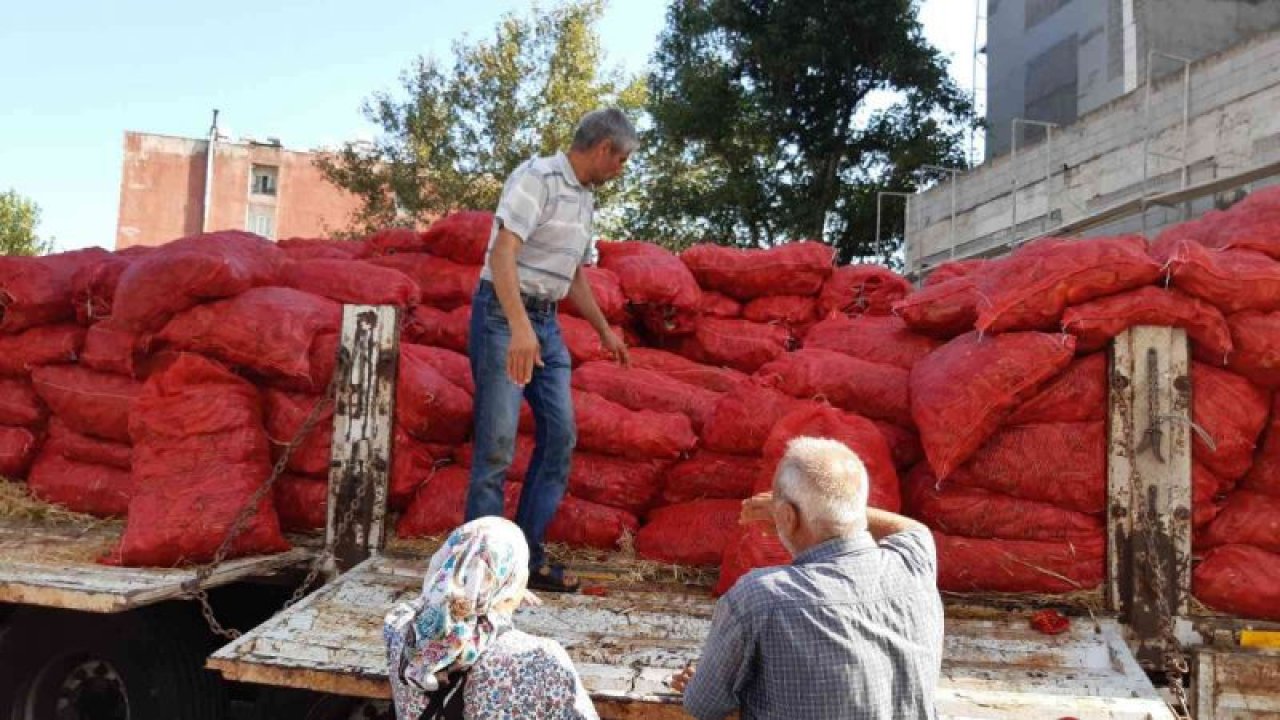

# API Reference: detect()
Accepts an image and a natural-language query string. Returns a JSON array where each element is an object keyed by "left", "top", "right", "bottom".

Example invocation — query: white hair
[
  {"left": 571, "top": 108, "right": 639, "bottom": 154},
  {"left": 774, "top": 437, "right": 869, "bottom": 533}
]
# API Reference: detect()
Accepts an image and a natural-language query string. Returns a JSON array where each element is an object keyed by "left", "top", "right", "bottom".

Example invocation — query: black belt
[{"left": 521, "top": 293, "right": 557, "bottom": 314}]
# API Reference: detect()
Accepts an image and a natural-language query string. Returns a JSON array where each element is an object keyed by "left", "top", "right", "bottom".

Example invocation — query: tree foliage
[
  {"left": 0, "top": 189, "right": 53, "bottom": 256},
  {"left": 320, "top": 0, "right": 645, "bottom": 234},
  {"left": 624, "top": 0, "right": 975, "bottom": 263}
]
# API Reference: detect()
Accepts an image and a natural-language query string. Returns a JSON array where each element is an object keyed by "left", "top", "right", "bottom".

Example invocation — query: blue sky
[{"left": 1, "top": 0, "right": 977, "bottom": 252}]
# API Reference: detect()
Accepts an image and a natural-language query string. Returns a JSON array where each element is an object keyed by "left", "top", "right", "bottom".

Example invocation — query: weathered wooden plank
[
  {"left": 0, "top": 518, "right": 312, "bottom": 612},
  {"left": 1193, "top": 647, "right": 1280, "bottom": 719},
  {"left": 326, "top": 305, "right": 399, "bottom": 573},
  {"left": 209, "top": 556, "right": 1172, "bottom": 718}
]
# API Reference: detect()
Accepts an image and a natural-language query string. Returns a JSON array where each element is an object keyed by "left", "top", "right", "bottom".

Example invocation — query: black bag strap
[{"left": 420, "top": 670, "right": 467, "bottom": 720}]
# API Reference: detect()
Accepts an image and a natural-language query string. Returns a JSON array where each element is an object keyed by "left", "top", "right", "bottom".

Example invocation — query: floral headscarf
[{"left": 384, "top": 517, "right": 530, "bottom": 718}]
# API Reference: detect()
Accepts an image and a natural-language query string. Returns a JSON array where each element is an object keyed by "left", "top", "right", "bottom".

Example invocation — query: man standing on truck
[
  {"left": 670, "top": 437, "right": 945, "bottom": 719},
  {"left": 465, "top": 108, "right": 636, "bottom": 594}
]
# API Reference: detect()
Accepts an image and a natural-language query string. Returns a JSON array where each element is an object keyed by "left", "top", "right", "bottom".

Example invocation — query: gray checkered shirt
[{"left": 684, "top": 529, "right": 944, "bottom": 720}]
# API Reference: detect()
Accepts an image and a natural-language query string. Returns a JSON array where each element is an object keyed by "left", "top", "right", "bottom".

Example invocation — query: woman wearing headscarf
[{"left": 384, "top": 516, "right": 599, "bottom": 720}]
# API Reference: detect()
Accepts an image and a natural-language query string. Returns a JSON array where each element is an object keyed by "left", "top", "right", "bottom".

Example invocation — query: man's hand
[
  {"left": 508, "top": 324, "right": 544, "bottom": 386},
  {"left": 599, "top": 328, "right": 631, "bottom": 367},
  {"left": 739, "top": 492, "right": 775, "bottom": 528},
  {"left": 668, "top": 664, "right": 696, "bottom": 694}
]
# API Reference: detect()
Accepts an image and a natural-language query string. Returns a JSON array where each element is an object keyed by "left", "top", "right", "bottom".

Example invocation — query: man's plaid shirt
[{"left": 684, "top": 529, "right": 944, "bottom": 720}]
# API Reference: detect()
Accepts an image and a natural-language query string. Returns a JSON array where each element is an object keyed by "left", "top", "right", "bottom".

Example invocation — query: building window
[
  {"left": 247, "top": 207, "right": 276, "bottom": 239},
  {"left": 251, "top": 165, "right": 278, "bottom": 196}
]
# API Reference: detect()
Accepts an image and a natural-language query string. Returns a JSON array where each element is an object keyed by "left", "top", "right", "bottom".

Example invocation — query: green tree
[
  {"left": 0, "top": 190, "right": 53, "bottom": 256},
  {"left": 320, "top": 0, "right": 645, "bottom": 235},
  {"left": 626, "top": 0, "right": 975, "bottom": 263}
]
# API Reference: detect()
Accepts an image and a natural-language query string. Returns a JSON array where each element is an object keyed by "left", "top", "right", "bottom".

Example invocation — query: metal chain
[
  {"left": 183, "top": 376, "right": 339, "bottom": 640},
  {"left": 1140, "top": 524, "right": 1192, "bottom": 718},
  {"left": 282, "top": 454, "right": 376, "bottom": 609}
]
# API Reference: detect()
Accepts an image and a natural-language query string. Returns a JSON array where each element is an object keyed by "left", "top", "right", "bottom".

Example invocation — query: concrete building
[
  {"left": 115, "top": 131, "right": 363, "bottom": 250},
  {"left": 985, "top": 0, "right": 1280, "bottom": 157}
]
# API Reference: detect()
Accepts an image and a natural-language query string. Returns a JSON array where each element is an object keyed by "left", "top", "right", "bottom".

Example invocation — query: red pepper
[
  {"left": 581, "top": 585, "right": 609, "bottom": 597},
  {"left": 1029, "top": 609, "right": 1071, "bottom": 635}
]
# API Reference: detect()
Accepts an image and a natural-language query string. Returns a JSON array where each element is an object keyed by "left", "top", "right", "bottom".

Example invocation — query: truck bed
[
  {"left": 0, "top": 516, "right": 312, "bottom": 613},
  {"left": 208, "top": 552, "right": 1176, "bottom": 720}
]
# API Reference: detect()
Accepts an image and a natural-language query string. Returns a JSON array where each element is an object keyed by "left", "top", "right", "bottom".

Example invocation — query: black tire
[{"left": 0, "top": 605, "right": 227, "bottom": 720}]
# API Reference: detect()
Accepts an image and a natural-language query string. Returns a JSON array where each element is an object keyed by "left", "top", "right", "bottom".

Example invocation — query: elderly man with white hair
[{"left": 671, "top": 436, "right": 944, "bottom": 720}]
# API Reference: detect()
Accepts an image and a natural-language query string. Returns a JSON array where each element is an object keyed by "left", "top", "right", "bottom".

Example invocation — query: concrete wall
[
  {"left": 906, "top": 27, "right": 1280, "bottom": 273},
  {"left": 116, "top": 133, "right": 363, "bottom": 249},
  {"left": 984, "top": 0, "right": 1280, "bottom": 158}
]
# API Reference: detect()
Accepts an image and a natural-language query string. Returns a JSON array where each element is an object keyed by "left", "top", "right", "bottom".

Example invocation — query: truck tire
[{"left": 0, "top": 605, "right": 227, "bottom": 720}]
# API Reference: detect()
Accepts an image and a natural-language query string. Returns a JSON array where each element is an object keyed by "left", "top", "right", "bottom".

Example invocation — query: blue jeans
[{"left": 465, "top": 280, "right": 576, "bottom": 571}]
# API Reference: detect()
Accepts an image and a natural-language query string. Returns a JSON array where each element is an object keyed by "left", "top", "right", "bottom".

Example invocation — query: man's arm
[
  {"left": 678, "top": 599, "right": 750, "bottom": 720},
  {"left": 865, "top": 507, "right": 927, "bottom": 541},
  {"left": 567, "top": 267, "right": 630, "bottom": 366},
  {"left": 489, "top": 228, "right": 541, "bottom": 386}
]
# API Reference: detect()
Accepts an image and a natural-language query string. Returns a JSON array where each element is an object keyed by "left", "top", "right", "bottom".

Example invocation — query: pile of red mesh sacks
[{"left": 2, "top": 185, "right": 1278, "bottom": 624}]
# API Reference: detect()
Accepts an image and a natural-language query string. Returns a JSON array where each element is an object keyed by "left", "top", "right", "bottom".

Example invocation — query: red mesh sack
[
  {"left": 1194, "top": 544, "right": 1280, "bottom": 621},
  {"left": 157, "top": 287, "right": 341, "bottom": 383},
  {"left": 715, "top": 525, "right": 791, "bottom": 596},
  {"left": 46, "top": 418, "right": 131, "bottom": 470},
  {"left": 114, "top": 354, "right": 289, "bottom": 566},
  {"left": 1208, "top": 186, "right": 1280, "bottom": 258},
  {"left": 661, "top": 452, "right": 760, "bottom": 505},
  {"left": 558, "top": 314, "right": 625, "bottom": 366},
  {"left": 702, "top": 383, "right": 803, "bottom": 456},
  {"left": 1162, "top": 240, "right": 1280, "bottom": 315},
  {"left": 30, "top": 365, "right": 141, "bottom": 443},
  {"left": 893, "top": 277, "right": 981, "bottom": 339},
  {"left": 1062, "top": 286, "right": 1231, "bottom": 356},
  {"left": 71, "top": 254, "right": 134, "bottom": 324},
  {"left": 113, "top": 231, "right": 285, "bottom": 333},
  {"left": 397, "top": 347, "right": 473, "bottom": 445},
  {"left": 601, "top": 244, "right": 700, "bottom": 310},
  {"left": 419, "top": 211, "right": 493, "bottom": 265},
  {"left": 281, "top": 259, "right": 421, "bottom": 307},
  {"left": 0, "top": 426, "right": 39, "bottom": 478},
  {"left": 360, "top": 227, "right": 428, "bottom": 258},
  {"left": 402, "top": 344, "right": 474, "bottom": 395},
  {"left": 80, "top": 322, "right": 144, "bottom": 378},
  {"left": 275, "top": 474, "right": 328, "bottom": 532},
  {"left": 802, "top": 315, "right": 941, "bottom": 370},
  {"left": 390, "top": 427, "right": 438, "bottom": 511},
  {"left": 756, "top": 349, "right": 911, "bottom": 426},
  {"left": 699, "top": 292, "right": 742, "bottom": 319},
  {"left": 627, "top": 348, "right": 747, "bottom": 393},
  {"left": 456, "top": 436, "right": 665, "bottom": 514},
  {"left": 366, "top": 254, "right": 479, "bottom": 310},
  {"left": 741, "top": 295, "right": 818, "bottom": 330},
  {"left": 910, "top": 331, "right": 1076, "bottom": 478},
  {"left": 1006, "top": 353, "right": 1108, "bottom": 425},
  {"left": 679, "top": 242, "right": 833, "bottom": 301},
  {"left": 904, "top": 463, "right": 1102, "bottom": 542},
  {"left": 949, "top": 421, "right": 1106, "bottom": 514},
  {"left": 635, "top": 499, "right": 742, "bottom": 565},
  {"left": 924, "top": 259, "right": 987, "bottom": 286},
  {"left": 1225, "top": 311, "right": 1280, "bottom": 388},
  {"left": 278, "top": 237, "right": 364, "bottom": 261},
  {"left": 759, "top": 403, "right": 900, "bottom": 512},
  {"left": 28, "top": 451, "right": 134, "bottom": 517},
  {"left": 1192, "top": 363, "right": 1270, "bottom": 480},
  {"left": 1198, "top": 491, "right": 1280, "bottom": 553},
  {"left": 976, "top": 235, "right": 1162, "bottom": 333},
  {"left": 396, "top": 466, "right": 471, "bottom": 537},
  {"left": 562, "top": 266, "right": 628, "bottom": 324},
  {"left": 0, "top": 248, "right": 111, "bottom": 332},
  {"left": 1243, "top": 396, "right": 1280, "bottom": 497},
  {"left": 681, "top": 317, "right": 790, "bottom": 373},
  {"left": 873, "top": 421, "right": 924, "bottom": 469},
  {"left": 597, "top": 240, "right": 674, "bottom": 264},
  {"left": 541, "top": 494, "right": 639, "bottom": 550},
  {"left": 573, "top": 361, "right": 718, "bottom": 431},
  {"left": 0, "top": 324, "right": 84, "bottom": 376},
  {"left": 935, "top": 531, "right": 1105, "bottom": 593},
  {"left": 1194, "top": 463, "right": 1227, "bottom": 530},
  {"left": 404, "top": 305, "right": 471, "bottom": 353},
  {"left": 0, "top": 377, "right": 45, "bottom": 427},
  {"left": 574, "top": 390, "right": 696, "bottom": 460},
  {"left": 263, "top": 389, "right": 333, "bottom": 476},
  {"left": 818, "top": 264, "right": 912, "bottom": 317}
]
